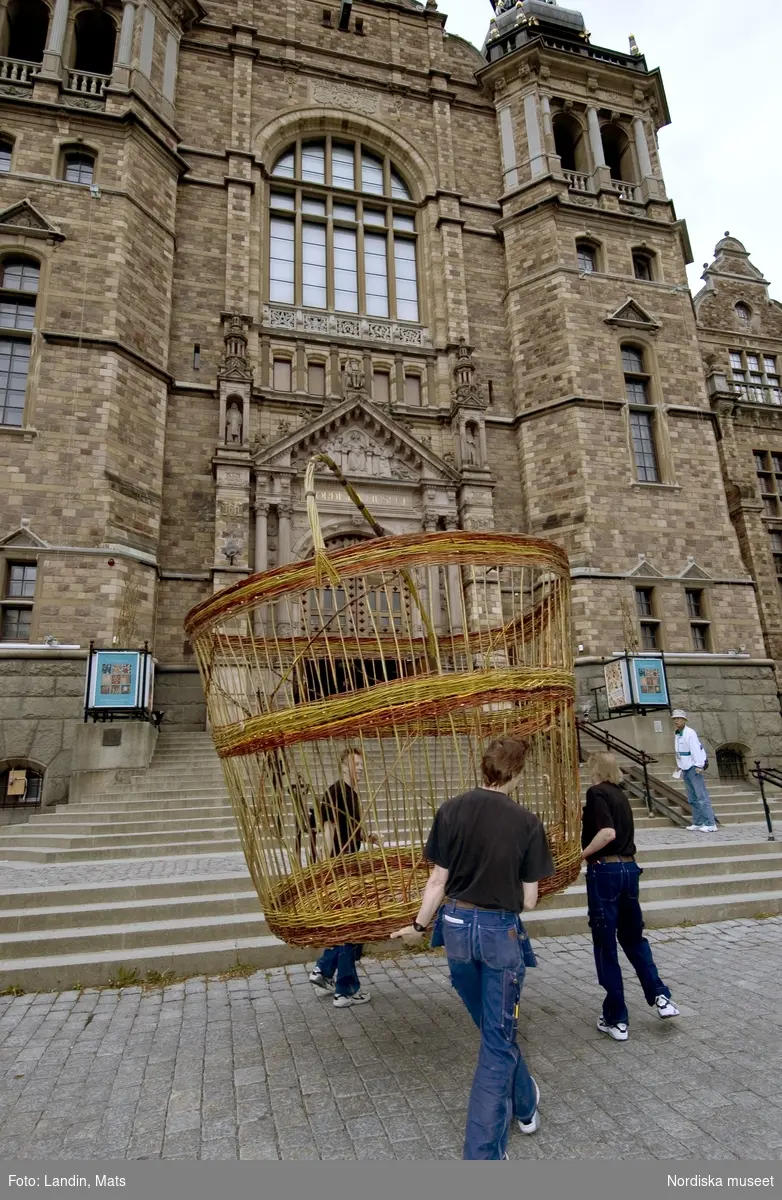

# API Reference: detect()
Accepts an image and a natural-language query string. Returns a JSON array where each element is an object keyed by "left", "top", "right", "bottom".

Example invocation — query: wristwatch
[{"left": 412, "top": 920, "right": 426, "bottom": 933}]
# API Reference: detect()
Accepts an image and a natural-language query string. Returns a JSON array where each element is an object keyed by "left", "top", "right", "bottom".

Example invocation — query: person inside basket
[
  {"left": 391, "top": 735, "right": 554, "bottom": 1160},
  {"left": 581, "top": 751, "right": 680, "bottom": 1042},
  {"left": 309, "top": 747, "right": 379, "bottom": 1008}
]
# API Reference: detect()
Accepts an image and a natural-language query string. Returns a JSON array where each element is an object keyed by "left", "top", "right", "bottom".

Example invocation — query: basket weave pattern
[{"left": 185, "top": 475, "right": 581, "bottom": 947}]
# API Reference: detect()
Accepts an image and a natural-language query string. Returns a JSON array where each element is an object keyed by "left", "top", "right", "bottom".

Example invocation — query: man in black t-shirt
[
  {"left": 392, "top": 735, "right": 554, "bottom": 1161},
  {"left": 582, "top": 751, "right": 680, "bottom": 1042},
  {"left": 309, "top": 748, "right": 378, "bottom": 1008}
]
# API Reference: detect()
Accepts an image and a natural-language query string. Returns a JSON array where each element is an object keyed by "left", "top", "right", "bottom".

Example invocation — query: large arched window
[
  {"left": 553, "top": 112, "right": 588, "bottom": 174},
  {"left": 268, "top": 138, "right": 419, "bottom": 322},
  {"left": 4, "top": 0, "right": 49, "bottom": 64},
  {"left": 601, "top": 122, "right": 636, "bottom": 183},
  {"left": 72, "top": 8, "right": 117, "bottom": 76}
]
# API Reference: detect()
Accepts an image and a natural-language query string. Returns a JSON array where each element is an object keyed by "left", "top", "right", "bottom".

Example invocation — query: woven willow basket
[{"left": 184, "top": 456, "right": 581, "bottom": 947}]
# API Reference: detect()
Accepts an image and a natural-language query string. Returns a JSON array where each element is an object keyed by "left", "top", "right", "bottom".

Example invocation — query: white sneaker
[
  {"left": 655, "top": 994, "right": 680, "bottom": 1019},
  {"left": 309, "top": 968, "right": 334, "bottom": 994},
  {"left": 696, "top": 824, "right": 717, "bottom": 833},
  {"left": 686, "top": 824, "right": 700, "bottom": 831},
  {"left": 597, "top": 1015, "right": 628, "bottom": 1041},
  {"left": 517, "top": 1079, "right": 540, "bottom": 1134},
  {"left": 333, "top": 990, "right": 371, "bottom": 1008}
]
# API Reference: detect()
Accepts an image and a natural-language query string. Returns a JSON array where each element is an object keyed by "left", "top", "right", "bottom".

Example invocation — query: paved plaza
[{"left": 1, "top": 914, "right": 781, "bottom": 1162}]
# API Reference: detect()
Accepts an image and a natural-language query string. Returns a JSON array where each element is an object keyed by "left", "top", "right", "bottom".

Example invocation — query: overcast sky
[{"left": 437, "top": 0, "right": 782, "bottom": 296}]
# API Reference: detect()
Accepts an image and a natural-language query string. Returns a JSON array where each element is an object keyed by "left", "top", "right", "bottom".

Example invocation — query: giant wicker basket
[{"left": 184, "top": 457, "right": 581, "bottom": 947}]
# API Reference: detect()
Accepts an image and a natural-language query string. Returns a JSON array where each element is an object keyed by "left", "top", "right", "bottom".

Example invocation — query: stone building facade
[{"left": 1, "top": 0, "right": 781, "bottom": 804}]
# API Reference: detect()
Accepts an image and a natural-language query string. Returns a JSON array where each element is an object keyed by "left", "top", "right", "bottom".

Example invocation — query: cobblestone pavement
[
  {"left": 1, "top": 917, "right": 781, "bottom": 1162},
  {"left": 0, "top": 823, "right": 773, "bottom": 892}
]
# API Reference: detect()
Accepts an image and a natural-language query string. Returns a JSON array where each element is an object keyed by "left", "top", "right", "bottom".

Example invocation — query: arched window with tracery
[{"left": 268, "top": 138, "right": 419, "bottom": 323}]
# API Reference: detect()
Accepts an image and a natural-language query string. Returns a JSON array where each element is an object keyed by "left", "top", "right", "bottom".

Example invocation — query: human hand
[
  {"left": 390, "top": 925, "right": 425, "bottom": 946},
  {"left": 695, "top": 768, "right": 704, "bottom": 775},
  {"left": 367, "top": 833, "right": 381, "bottom": 846}
]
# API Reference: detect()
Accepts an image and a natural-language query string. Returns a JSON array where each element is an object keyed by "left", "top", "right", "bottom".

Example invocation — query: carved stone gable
[
  {"left": 0, "top": 199, "right": 65, "bottom": 242},
  {"left": 605, "top": 298, "right": 660, "bottom": 331}
]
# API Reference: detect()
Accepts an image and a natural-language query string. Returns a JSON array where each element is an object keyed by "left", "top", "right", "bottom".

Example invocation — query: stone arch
[
  {"left": 715, "top": 743, "right": 749, "bottom": 781},
  {"left": 253, "top": 108, "right": 437, "bottom": 202},
  {"left": 0, "top": 756, "right": 46, "bottom": 810}
]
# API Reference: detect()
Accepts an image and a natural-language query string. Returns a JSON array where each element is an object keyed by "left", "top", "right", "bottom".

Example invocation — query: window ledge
[
  {"left": 0, "top": 425, "right": 37, "bottom": 440},
  {"left": 630, "top": 481, "right": 681, "bottom": 493}
]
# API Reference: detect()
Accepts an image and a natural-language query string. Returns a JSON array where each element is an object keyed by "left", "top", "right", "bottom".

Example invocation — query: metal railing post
[
  {"left": 754, "top": 760, "right": 776, "bottom": 842},
  {"left": 642, "top": 753, "right": 652, "bottom": 815}
]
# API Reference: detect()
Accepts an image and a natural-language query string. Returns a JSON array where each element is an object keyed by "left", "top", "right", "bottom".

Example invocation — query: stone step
[
  {"left": 526, "top": 887, "right": 782, "bottom": 938},
  {"left": 40, "top": 804, "right": 233, "bottom": 820},
  {"left": 11, "top": 816, "right": 241, "bottom": 837},
  {"left": 0, "top": 909, "right": 272, "bottom": 957},
  {"left": 0, "top": 889, "right": 260, "bottom": 935},
  {"left": 0, "top": 934, "right": 315, "bottom": 992},
  {"left": 0, "top": 824, "right": 238, "bottom": 849},
  {"left": 544, "top": 868, "right": 782, "bottom": 910},
  {"left": 0, "top": 837, "right": 242, "bottom": 862},
  {"left": 0, "top": 872, "right": 251, "bottom": 911}
]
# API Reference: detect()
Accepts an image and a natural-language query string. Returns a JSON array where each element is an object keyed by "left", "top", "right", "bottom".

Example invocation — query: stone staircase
[{"left": 1, "top": 732, "right": 780, "bottom": 991}]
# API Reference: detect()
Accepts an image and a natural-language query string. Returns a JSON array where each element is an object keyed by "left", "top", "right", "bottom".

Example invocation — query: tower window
[
  {"left": 268, "top": 138, "right": 418, "bottom": 322},
  {"left": 404, "top": 373, "right": 421, "bottom": 406},
  {"left": 6, "top": 0, "right": 49, "bottom": 65},
  {"left": 0, "top": 256, "right": 39, "bottom": 427},
  {"left": 552, "top": 112, "right": 588, "bottom": 174},
  {"left": 623, "top": 344, "right": 660, "bottom": 483},
  {"left": 731, "top": 351, "right": 781, "bottom": 405},
  {"left": 63, "top": 150, "right": 96, "bottom": 186},
  {"left": 635, "top": 586, "right": 660, "bottom": 649},
  {"left": 576, "top": 241, "right": 598, "bottom": 274},
  {"left": 632, "top": 251, "right": 654, "bottom": 281},
  {"left": 686, "top": 588, "right": 711, "bottom": 651},
  {"left": 0, "top": 139, "right": 13, "bottom": 173},
  {"left": 72, "top": 8, "right": 117, "bottom": 76},
  {"left": 600, "top": 122, "right": 635, "bottom": 182},
  {"left": 735, "top": 302, "right": 752, "bottom": 328},
  {"left": 771, "top": 530, "right": 782, "bottom": 603},
  {"left": 1, "top": 561, "right": 37, "bottom": 642},
  {"left": 755, "top": 450, "right": 782, "bottom": 517}
]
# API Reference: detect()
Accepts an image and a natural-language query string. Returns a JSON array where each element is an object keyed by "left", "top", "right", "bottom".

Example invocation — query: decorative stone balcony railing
[
  {"left": 66, "top": 70, "right": 110, "bottom": 97},
  {"left": 733, "top": 383, "right": 782, "bottom": 407},
  {"left": 562, "top": 170, "right": 591, "bottom": 192},
  {"left": 0, "top": 57, "right": 40, "bottom": 85},
  {"left": 262, "top": 305, "right": 431, "bottom": 348},
  {"left": 608, "top": 179, "right": 641, "bottom": 202}
]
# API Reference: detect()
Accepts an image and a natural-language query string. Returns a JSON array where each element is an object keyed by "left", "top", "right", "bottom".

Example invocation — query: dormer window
[{"left": 735, "top": 302, "right": 751, "bottom": 328}]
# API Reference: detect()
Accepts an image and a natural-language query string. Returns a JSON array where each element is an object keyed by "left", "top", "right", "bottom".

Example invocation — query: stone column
[
  {"left": 38, "top": 0, "right": 70, "bottom": 79},
  {"left": 254, "top": 502, "right": 269, "bottom": 573},
  {"left": 587, "top": 107, "right": 605, "bottom": 168},
  {"left": 423, "top": 513, "right": 442, "bottom": 634},
  {"left": 540, "top": 95, "right": 555, "bottom": 154},
  {"left": 478, "top": 421, "right": 488, "bottom": 468},
  {"left": 633, "top": 116, "right": 653, "bottom": 178},
  {"left": 524, "top": 93, "right": 546, "bottom": 178},
  {"left": 445, "top": 517, "right": 463, "bottom": 634},
  {"left": 116, "top": 0, "right": 136, "bottom": 65},
  {"left": 277, "top": 503, "right": 292, "bottom": 565},
  {"left": 497, "top": 104, "right": 518, "bottom": 190}
]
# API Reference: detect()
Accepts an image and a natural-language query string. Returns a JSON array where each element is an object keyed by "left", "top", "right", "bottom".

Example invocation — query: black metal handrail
[
  {"left": 750, "top": 762, "right": 779, "bottom": 842},
  {"left": 576, "top": 717, "right": 691, "bottom": 826}
]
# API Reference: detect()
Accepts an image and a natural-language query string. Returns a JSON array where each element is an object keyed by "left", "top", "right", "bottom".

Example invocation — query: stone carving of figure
[
  {"left": 343, "top": 358, "right": 365, "bottom": 394},
  {"left": 346, "top": 431, "right": 367, "bottom": 474},
  {"left": 464, "top": 425, "right": 478, "bottom": 467},
  {"left": 225, "top": 401, "right": 243, "bottom": 444}
]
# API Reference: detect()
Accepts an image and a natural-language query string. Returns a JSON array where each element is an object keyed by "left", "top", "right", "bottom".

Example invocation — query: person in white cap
[{"left": 671, "top": 710, "right": 717, "bottom": 832}]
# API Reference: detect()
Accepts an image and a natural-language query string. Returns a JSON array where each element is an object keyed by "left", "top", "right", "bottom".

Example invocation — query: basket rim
[{"left": 185, "top": 529, "right": 569, "bottom": 638}]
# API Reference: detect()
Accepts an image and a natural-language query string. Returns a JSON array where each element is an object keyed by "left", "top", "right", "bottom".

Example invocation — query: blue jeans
[
  {"left": 682, "top": 767, "right": 717, "bottom": 827},
  {"left": 315, "top": 943, "right": 362, "bottom": 997},
  {"left": 440, "top": 902, "right": 537, "bottom": 1160},
  {"left": 586, "top": 861, "right": 670, "bottom": 1026}
]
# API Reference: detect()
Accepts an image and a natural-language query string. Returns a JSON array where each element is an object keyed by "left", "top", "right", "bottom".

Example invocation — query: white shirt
[{"left": 674, "top": 725, "right": 706, "bottom": 771}]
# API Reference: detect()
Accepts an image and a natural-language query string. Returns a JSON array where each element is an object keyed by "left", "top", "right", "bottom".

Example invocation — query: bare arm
[
  {"left": 522, "top": 881, "right": 539, "bottom": 912},
  {"left": 581, "top": 826, "right": 616, "bottom": 860},
  {"left": 391, "top": 864, "right": 449, "bottom": 944}
]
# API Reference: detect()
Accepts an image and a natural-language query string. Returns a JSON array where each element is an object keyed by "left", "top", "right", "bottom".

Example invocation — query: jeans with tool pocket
[
  {"left": 440, "top": 901, "right": 538, "bottom": 1160},
  {"left": 586, "top": 860, "right": 670, "bottom": 1026}
]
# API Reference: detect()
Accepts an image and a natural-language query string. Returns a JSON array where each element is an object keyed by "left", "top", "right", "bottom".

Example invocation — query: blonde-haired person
[{"left": 581, "top": 751, "right": 679, "bottom": 1041}]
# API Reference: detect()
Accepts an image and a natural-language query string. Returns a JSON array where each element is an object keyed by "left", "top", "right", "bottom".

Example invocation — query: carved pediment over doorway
[
  {"left": 604, "top": 297, "right": 660, "bottom": 332},
  {"left": 253, "top": 396, "right": 460, "bottom": 485}
]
